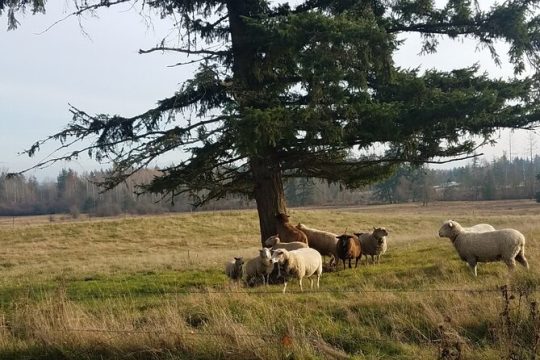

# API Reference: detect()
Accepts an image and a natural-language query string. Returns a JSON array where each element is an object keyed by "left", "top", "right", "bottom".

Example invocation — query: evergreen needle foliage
[{"left": 3, "top": 0, "right": 540, "bottom": 241}]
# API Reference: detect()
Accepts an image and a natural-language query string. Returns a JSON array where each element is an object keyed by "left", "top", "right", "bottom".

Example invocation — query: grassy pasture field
[{"left": 0, "top": 200, "right": 539, "bottom": 359}]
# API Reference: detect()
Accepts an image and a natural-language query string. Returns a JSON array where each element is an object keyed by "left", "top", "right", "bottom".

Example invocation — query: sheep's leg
[
  {"left": 309, "top": 277, "right": 314, "bottom": 289},
  {"left": 505, "top": 258, "right": 516, "bottom": 271},
  {"left": 316, "top": 274, "right": 320, "bottom": 289},
  {"left": 282, "top": 281, "right": 288, "bottom": 294},
  {"left": 466, "top": 259, "right": 478, "bottom": 276},
  {"left": 342, "top": 259, "right": 346, "bottom": 270},
  {"left": 516, "top": 249, "right": 529, "bottom": 269},
  {"left": 348, "top": 259, "right": 352, "bottom": 269},
  {"left": 299, "top": 278, "right": 304, "bottom": 292},
  {"left": 355, "top": 257, "right": 359, "bottom": 268},
  {"left": 329, "top": 255, "right": 336, "bottom": 267}
]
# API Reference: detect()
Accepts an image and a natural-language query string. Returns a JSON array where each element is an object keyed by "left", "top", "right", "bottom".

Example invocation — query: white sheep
[
  {"left": 463, "top": 223, "right": 496, "bottom": 232},
  {"left": 225, "top": 257, "right": 244, "bottom": 282},
  {"left": 270, "top": 248, "right": 322, "bottom": 293},
  {"left": 355, "top": 227, "right": 389, "bottom": 264},
  {"left": 438, "top": 220, "right": 529, "bottom": 276},
  {"left": 296, "top": 223, "right": 338, "bottom": 265},
  {"left": 244, "top": 248, "right": 275, "bottom": 286},
  {"left": 264, "top": 235, "right": 308, "bottom": 251}
]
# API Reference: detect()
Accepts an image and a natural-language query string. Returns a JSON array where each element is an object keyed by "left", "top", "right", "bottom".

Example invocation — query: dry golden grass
[{"left": 0, "top": 199, "right": 539, "bottom": 359}]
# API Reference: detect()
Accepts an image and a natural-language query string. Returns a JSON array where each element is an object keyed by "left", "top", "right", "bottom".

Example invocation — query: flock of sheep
[
  {"left": 225, "top": 214, "right": 530, "bottom": 293},
  {"left": 225, "top": 213, "right": 389, "bottom": 293}
]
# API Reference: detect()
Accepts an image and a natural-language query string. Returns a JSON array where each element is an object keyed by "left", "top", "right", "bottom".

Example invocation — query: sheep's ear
[{"left": 448, "top": 221, "right": 454, "bottom": 228}]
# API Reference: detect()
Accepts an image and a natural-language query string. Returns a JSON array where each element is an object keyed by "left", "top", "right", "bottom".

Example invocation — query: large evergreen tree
[{"left": 3, "top": 0, "right": 540, "bottom": 244}]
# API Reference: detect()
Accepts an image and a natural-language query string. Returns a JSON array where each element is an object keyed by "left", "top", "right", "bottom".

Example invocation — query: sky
[{"left": 1, "top": 1, "right": 538, "bottom": 181}]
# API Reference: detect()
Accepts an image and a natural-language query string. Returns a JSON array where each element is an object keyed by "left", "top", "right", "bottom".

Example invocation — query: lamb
[
  {"left": 264, "top": 235, "right": 308, "bottom": 251},
  {"left": 438, "top": 220, "right": 529, "bottom": 276},
  {"left": 244, "top": 248, "right": 275, "bottom": 286},
  {"left": 355, "top": 227, "right": 389, "bottom": 264},
  {"left": 335, "top": 234, "right": 362, "bottom": 269},
  {"left": 270, "top": 248, "right": 322, "bottom": 293},
  {"left": 275, "top": 213, "right": 308, "bottom": 244},
  {"left": 225, "top": 257, "right": 244, "bottom": 282},
  {"left": 463, "top": 223, "right": 496, "bottom": 233},
  {"left": 296, "top": 223, "right": 338, "bottom": 265}
]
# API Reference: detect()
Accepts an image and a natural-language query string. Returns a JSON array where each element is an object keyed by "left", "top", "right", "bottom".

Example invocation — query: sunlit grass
[{"left": 0, "top": 200, "right": 539, "bottom": 359}]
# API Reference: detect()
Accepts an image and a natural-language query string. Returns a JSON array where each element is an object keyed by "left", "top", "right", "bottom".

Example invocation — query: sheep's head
[
  {"left": 373, "top": 227, "right": 388, "bottom": 241},
  {"left": 271, "top": 248, "right": 289, "bottom": 264},
  {"left": 276, "top": 213, "right": 290, "bottom": 223},
  {"left": 264, "top": 235, "right": 280, "bottom": 247},
  {"left": 354, "top": 232, "right": 364, "bottom": 238},
  {"left": 337, "top": 234, "right": 355, "bottom": 251},
  {"left": 296, "top": 223, "right": 306, "bottom": 230},
  {"left": 259, "top": 248, "right": 272, "bottom": 265},
  {"left": 234, "top": 257, "right": 244, "bottom": 267},
  {"left": 438, "top": 220, "right": 462, "bottom": 239}
]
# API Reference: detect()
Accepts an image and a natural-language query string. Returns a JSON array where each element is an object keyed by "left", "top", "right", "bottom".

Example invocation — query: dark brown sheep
[
  {"left": 276, "top": 213, "right": 309, "bottom": 245},
  {"left": 336, "top": 234, "right": 362, "bottom": 270}
]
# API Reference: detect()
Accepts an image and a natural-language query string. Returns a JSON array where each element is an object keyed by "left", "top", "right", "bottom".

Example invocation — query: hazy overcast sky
[{"left": 1, "top": 2, "right": 537, "bottom": 180}]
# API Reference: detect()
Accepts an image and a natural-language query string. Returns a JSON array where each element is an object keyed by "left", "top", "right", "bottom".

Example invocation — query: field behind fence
[{"left": 0, "top": 199, "right": 539, "bottom": 359}]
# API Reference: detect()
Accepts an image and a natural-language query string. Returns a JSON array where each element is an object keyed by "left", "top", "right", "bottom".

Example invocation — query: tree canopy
[{"left": 3, "top": 0, "right": 540, "bottom": 242}]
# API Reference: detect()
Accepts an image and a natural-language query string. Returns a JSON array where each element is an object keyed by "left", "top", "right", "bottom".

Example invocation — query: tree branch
[{"left": 138, "top": 46, "right": 228, "bottom": 56}]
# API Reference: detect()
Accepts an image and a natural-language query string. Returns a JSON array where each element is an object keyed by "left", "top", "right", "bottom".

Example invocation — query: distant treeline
[{"left": 0, "top": 154, "right": 539, "bottom": 217}]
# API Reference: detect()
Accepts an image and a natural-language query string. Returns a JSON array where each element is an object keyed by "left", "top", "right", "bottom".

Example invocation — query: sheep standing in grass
[
  {"left": 438, "top": 220, "right": 529, "bottom": 276},
  {"left": 225, "top": 257, "right": 244, "bottom": 282},
  {"left": 336, "top": 234, "right": 362, "bottom": 269},
  {"left": 296, "top": 223, "right": 338, "bottom": 265},
  {"left": 463, "top": 223, "right": 496, "bottom": 232},
  {"left": 244, "top": 248, "right": 274, "bottom": 286},
  {"left": 264, "top": 235, "right": 308, "bottom": 251},
  {"left": 355, "top": 227, "right": 389, "bottom": 264},
  {"left": 275, "top": 213, "right": 308, "bottom": 244},
  {"left": 270, "top": 248, "right": 322, "bottom": 293}
]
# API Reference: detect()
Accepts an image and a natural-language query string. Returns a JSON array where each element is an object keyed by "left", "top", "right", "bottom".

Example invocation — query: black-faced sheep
[
  {"left": 296, "top": 223, "right": 338, "bottom": 265},
  {"left": 270, "top": 248, "right": 322, "bottom": 293},
  {"left": 336, "top": 234, "right": 362, "bottom": 269},
  {"left": 438, "top": 220, "right": 529, "bottom": 276},
  {"left": 355, "top": 227, "right": 389, "bottom": 264},
  {"left": 225, "top": 257, "right": 244, "bottom": 282},
  {"left": 275, "top": 213, "right": 308, "bottom": 244},
  {"left": 244, "top": 248, "right": 274, "bottom": 286}
]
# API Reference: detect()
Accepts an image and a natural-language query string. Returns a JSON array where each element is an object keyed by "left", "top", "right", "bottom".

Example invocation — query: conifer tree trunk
[{"left": 251, "top": 157, "right": 287, "bottom": 247}]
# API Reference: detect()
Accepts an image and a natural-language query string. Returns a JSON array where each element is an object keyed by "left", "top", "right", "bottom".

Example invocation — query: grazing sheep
[
  {"left": 244, "top": 248, "right": 275, "bottom": 286},
  {"left": 335, "top": 234, "right": 362, "bottom": 269},
  {"left": 264, "top": 235, "right": 308, "bottom": 251},
  {"left": 355, "top": 227, "right": 389, "bottom": 264},
  {"left": 463, "top": 223, "right": 496, "bottom": 232},
  {"left": 296, "top": 223, "right": 338, "bottom": 265},
  {"left": 225, "top": 257, "right": 244, "bottom": 282},
  {"left": 270, "top": 248, "right": 322, "bottom": 293},
  {"left": 275, "top": 213, "right": 308, "bottom": 244},
  {"left": 438, "top": 220, "right": 529, "bottom": 276}
]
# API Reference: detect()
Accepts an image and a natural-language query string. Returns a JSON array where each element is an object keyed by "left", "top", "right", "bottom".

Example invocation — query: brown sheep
[
  {"left": 336, "top": 234, "right": 362, "bottom": 270},
  {"left": 296, "top": 223, "right": 338, "bottom": 265},
  {"left": 275, "top": 213, "right": 308, "bottom": 244}
]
